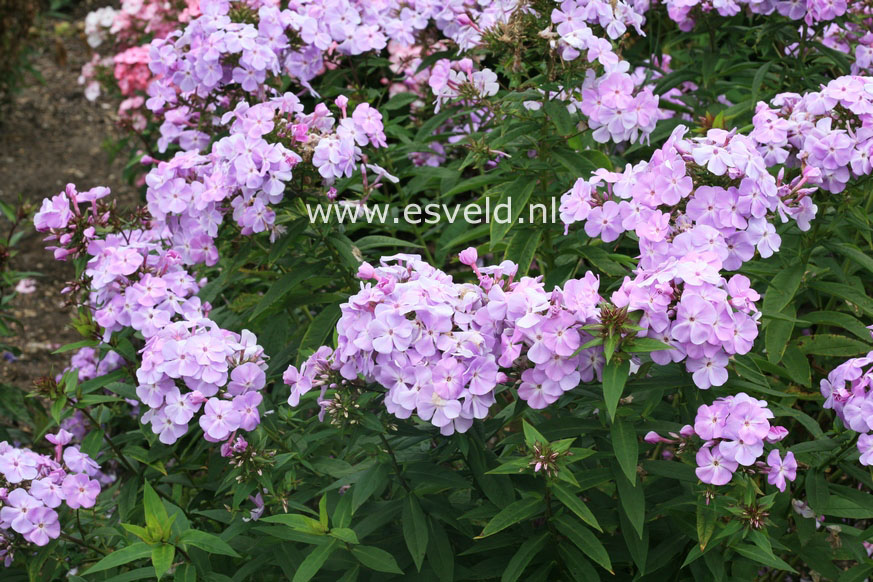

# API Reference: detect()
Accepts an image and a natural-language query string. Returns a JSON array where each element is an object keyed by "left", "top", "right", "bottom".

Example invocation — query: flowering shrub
[{"left": 10, "top": 0, "right": 873, "bottom": 579}]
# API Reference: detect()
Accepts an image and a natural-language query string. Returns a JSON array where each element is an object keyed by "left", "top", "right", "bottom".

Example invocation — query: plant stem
[
  {"left": 379, "top": 433, "right": 412, "bottom": 493},
  {"left": 60, "top": 532, "right": 107, "bottom": 556}
]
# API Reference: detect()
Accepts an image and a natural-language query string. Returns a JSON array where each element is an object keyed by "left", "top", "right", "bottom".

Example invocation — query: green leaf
[
  {"left": 318, "top": 494, "right": 328, "bottom": 529},
  {"left": 296, "top": 304, "right": 341, "bottom": 366},
  {"left": 577, "top": 246, "right": 628, "bottom": 276},
  {"left": 489, "top": 175, "right": 537, "bottom": 247},
  {"left": 50, "top": 395, "right": 67, "bottom": 425},
  {"left": 544, "top": 100, "right": 575, "bottom": 136},
  {"left": 173, "top": 563, "right": 196, "bottom": 582},
  {"left": 477, "top": 497, "right": 542, "bottom": 538},
  {"left": 52, "top": 339, "right": 99, "bottom": 354},
  {"left": 427, "top": 519, "right": 454, "bottom": 582},
  {"left": 354, "top": 235, "right": 423, "bottom": 251},
  {"left": 329, "top": 527, "right": 359, "bottom": 544},
  {"left": 500, "top": 532, "right": 549, "bottom": 582},
  {"left": 809, "top": 281, "right": 873, "bottom": 319},
  {"left": 81, "top": 542, "right": 152, "bottom": 575},
  {"left": 552, "top": 148, "right": 597, "bottom": 176},
  {"left": 143, "top": 482, "right": 169, "bottom": 535},
  {"left": 328, "top": 234, "right": 361, "bottom": 271},
  {"left": 765, "top": 303, "right": 796, "bottom": 364},
  {"left": 623, "top": 337, "right": 673, "bottom": 353},
  {"left": 151, "top": 544, "right": 175, "bottom": 580},
  {"left": 828, "top": 242, "right": 873, "bottom": 277},
  {"left": 553, "top": 515, "right": 612, "bottom": 573},
  {"left": 839, "top": 564, "right": 873, "bottom": 582},
  {"left": 402, "top": 496, "right": 428, "bottom": 571},
  {"left": 732, "top": 544, "right": 797, "bottom": 573},
  {"left": 485, "top": 457, "right": 531, "bottom": 475},
  {"left": 352, "top": 463, "right": 389, "bottom": 514},
  {"left": 803, "top": 311, "right": 873, "bottom": 342},
  {"left": 252, "top": 265, "right": 321, "bottom": 318},
  {"left": 822, "top": 494, "right": 873, "bottom": 518},
  {"left": 781, "top": 345, "right": 811, "bottom": 387},
  {"left": 383, "top": 92, "right": 418, "bottom": 110},
  {"left": 293, "top": 538, "right": 340, "bottom": 582},
  {"left": 614, "top": 469, "right": 644, "bottom": 539},
  {"left": 178, "top": 529, "right": 241, "bottom": 557},
  {"left": 351, "top": 545, "right": 404, "bottom": 574},
  {"left": 551, "top": 483, "right": 601, "bottom": 532},
  {"left": 696, "top": 501, "right": 717, "bottom": 551},
  {"left": 261, "top": 514, "right": 325, "bottom": 535},
  {"left": 558, "top": 545, "right": 600, "bottom": 582},
  {"left": 522, "top": 419, "right": 547, "bottom": 447},
  {"left": 611, "top": 419, "right": 638, "bottom": 485},
  {"left": 442, "top": 173, "right": 506, "bottom": 199},
  {"left": 504, "top": 228, "right": 542, "bottom": 277},
  {"left": 602, "top": 359, "right": 630, "bottom": 422},
  {"left": 750, "top": 61, "right": 774, "bottom": 107},
  {"left": 762, "top": 264, "right": 804, "bottom": 314},
  {"left": 806, "top": 470, "right": 830, "bottom": 512},
  {"left": 794, "top": 334, "right": 871, "bottom": 357},
  {"left": 121, "top": 523, "right": 153, "bottom": 543}
]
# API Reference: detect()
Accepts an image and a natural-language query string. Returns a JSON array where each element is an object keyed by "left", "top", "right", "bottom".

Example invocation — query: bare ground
[{"left": 1, "top": 11, "right": 135, "bottom": 388}]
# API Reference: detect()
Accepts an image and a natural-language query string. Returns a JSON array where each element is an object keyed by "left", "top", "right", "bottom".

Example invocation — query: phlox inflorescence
[
  {"left": 0, "top": 430, "right": 106, "bottom": 559},
  {"left": 646, "top": 393, "right": 797, "bottom": 491}
]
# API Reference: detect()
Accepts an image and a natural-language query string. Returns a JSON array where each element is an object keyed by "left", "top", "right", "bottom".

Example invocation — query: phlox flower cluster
[
  {"left": 35, "top": 182, "right": 270, "bottom": 449},
  {"left": 751, "top": 75, "right": 873, "bottom": 193},
  {"left": 550, "top": 0, "right": 647, "bottom": 62},
  {"left": 84, "top": 0, "right": 199, "bottom": 50},
  {"left": 817, "top": 6, "right": 873, "bottom": 77},
  {"left": 81, "top": 0, "right": 200, "bottom": 118},
  {"left": 0, "top": 430, "right": 103, "bottom": 557},
  {"left": 61, "top": 347, "right": 125, "bottom": 383},
  {"left": 559, "top": 124, "right": 820, "bottom": 388},
  {"left": 573, "top": 65, "right": 662, "bottom": 145},
  {"left": 145, "top": 0, "right": 516, "bottom": 150},
  {"left": 137, "top": 319, "right": 268, "bottom": 445},
  {"left": 384, "top": 41, "right": 448, "bottom": 100},
  {"left": 646, "top": 393, "right": 796, "bottom": 490},
  {"left": 429, "top": 59, "right": 499, "bottom": 114},
  {"left": 84, "top": 229, "right": 204, "bottom": 341},
  {"left": 663, "top": 0, "right": 848, "bottom": 31},
  {"left": 798, "top": 2, "right": 873, "bottom": 78},
  {"left": 820, "top": 340, "right": 873, "bottom": 466},
  {"left": 113, "top": 46, "right": 152, "bottom": 97},
  {"left": 146, "top": 92, "right": 387, "bottom": 251},
  {"left": 545, "top": 0, "right": 664, "bottom": 144},
  {"left": 283, "top": 251, "right": 606, "bottom": 435}
]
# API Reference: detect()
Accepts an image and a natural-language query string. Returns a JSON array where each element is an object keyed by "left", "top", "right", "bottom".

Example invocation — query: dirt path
[{"left": 0, "top": 17, "right": 132, "bottom": 388}]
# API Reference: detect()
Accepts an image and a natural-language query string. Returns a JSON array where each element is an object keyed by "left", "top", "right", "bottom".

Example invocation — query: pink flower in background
[{"left": 13, "top": 279, "right": 36, "bottom": 294}]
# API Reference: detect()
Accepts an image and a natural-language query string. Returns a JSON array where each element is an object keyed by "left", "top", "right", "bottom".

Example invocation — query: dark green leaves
[
  {"left": 293, "top": 538, "right": 340, "bottom": 582},
  {"left": 602, "top": 359, "right": 630, "bottom": 422},
  {"left": 253, "top": 265, "right": 321, "bottom": 318},
  {"left": 402, "top": 496, "right": 428, "bottom": 570},
  {"left": 489, "top": 175, "right": 537, "bottom": 247},
  {"left": 81, "top": 543, "right": 153, "bottom": 575},
  {"left": 551, "top": 482, "right": 601, "bottom": 531},
  {"left": 151, "top": 544, "right": 175, "bottom": 580},
  {"left": 554, "top": 515, "right": 612, "bottom": 573},
  {"left": 501, "top": 532, "right": 549, "bottom": 582},
  {"left": 179, "top": 530, "right": 240, "bottom": 557},
  {"left": 476, "top": 497, "right": 542, "bottom": 538},
  {"left": 351, "top": 545, "right": 404, "bottom": 574},
  {"left": 611, "top": 419, "right": 638, "bottom": 484}
]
